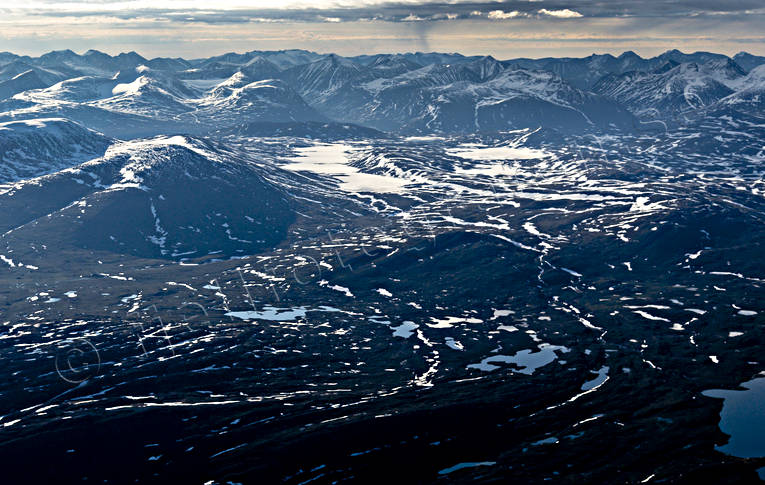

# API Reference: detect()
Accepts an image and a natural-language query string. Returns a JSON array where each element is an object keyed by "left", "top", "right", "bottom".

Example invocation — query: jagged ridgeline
[{"left": 1, "top": 48, "right": 763, "bottom": 139}]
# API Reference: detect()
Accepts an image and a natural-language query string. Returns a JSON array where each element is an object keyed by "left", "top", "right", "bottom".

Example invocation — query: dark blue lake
[{"left": 703, "top": 377, "right": 765, "bottom": 460}]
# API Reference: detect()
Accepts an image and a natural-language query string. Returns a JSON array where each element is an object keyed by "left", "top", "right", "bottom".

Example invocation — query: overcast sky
[{"left": 1, "top": 1, "right": 763, "bottom": 59}]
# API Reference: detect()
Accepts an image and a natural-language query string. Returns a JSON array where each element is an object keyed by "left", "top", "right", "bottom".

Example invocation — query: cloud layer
[{"left": 1, "top": 1, "right": 763, "bottom": 58}]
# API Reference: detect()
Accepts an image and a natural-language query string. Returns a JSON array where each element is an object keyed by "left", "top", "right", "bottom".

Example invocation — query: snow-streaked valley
[{"left": 0, "top": 47, "right": 764, "bottom": 484}]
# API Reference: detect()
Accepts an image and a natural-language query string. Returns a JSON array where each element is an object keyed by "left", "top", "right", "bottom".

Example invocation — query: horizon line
[{"left": 2, "top": 47, "right": 760, "bottom": 63}]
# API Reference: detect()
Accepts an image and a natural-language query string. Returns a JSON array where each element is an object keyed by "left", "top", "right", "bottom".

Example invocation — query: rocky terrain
[{"left": 0, "top": 48, "right": 764, "bottom": 484}]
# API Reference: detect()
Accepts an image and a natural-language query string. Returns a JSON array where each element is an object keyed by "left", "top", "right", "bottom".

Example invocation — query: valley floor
[{"left": 1, "top": 128, "right": 764, "bottom": 483}]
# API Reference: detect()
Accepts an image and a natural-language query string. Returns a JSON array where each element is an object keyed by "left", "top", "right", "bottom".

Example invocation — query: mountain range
[
  {"left": 1, "top": 48, "right": 763, "bottom": 139},
  {"left": 1, "top": 47, "right": 765, "bottom": 484}
]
